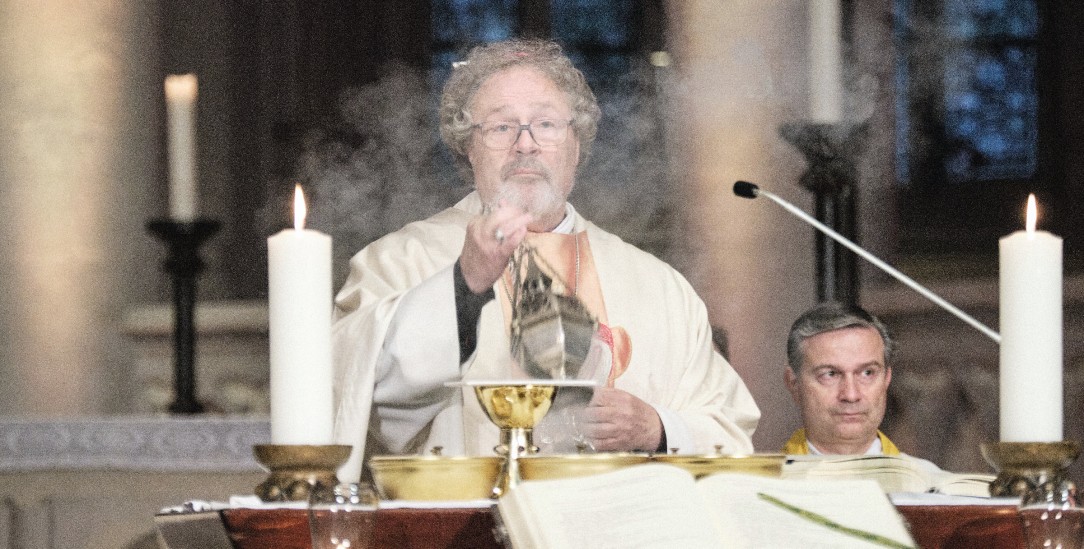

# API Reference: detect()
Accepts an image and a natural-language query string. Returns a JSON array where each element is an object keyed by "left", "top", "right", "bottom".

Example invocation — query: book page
[
  {"left": 890, "top": 492, "right": 1020, "bottom": 506},
  {"left": 698, "top": 473, "right": 916, "bottom": 549},
  {"left": 927, "top": 470, "right": 996, "bottom": 497},
  {"left": 499, "top": 463, "right": 723, "bottom": 549},
  {"left": 783, "top": 455, "right": 931, "bottom": 493},
  {"left": 783, "top": 454, "right": 994, "bottom": 497}
]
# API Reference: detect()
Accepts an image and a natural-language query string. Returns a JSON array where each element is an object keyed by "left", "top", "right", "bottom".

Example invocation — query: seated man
[
  {"left": 780, "top": 303, "right": 999, "bottom": 497},
  {"left": 781, "top": 302, "right": 901, "bottom": 455},
  {"left": 331, "top": 38, "right": 760, "bottom": 481}
]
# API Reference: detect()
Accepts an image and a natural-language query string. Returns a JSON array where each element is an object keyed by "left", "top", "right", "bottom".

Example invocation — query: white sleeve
[
  {"left": 370, "top": 265, "right": 463, "bottom": 453},
  {"left": 653, "top": 406, "right": 695, "bottom": 454}
]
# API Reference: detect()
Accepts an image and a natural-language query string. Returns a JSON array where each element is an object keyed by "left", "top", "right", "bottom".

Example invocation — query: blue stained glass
[
  {"left": 936, "top": 0, "right": 1038, "bottom": 182},
  {"left": 430, "top": 0, "right": 647, "bottom": 99},
  {"left": 1007, "top": 90, "right": 1027, "bottom": 109},
  {"left": 977, "top": 0, "right": 1008, "bottom": 14},
  {"left": 958, "top": 117, "right": 978, "bottom": 136},
  {"left": 978, "top": 132, "right": 1008, "bottom": 156},
  {"left": 945, "top": 0, "right": 1038, "bottom": 40},
  {"left": 432, "top": 0, "right": 516, "bottom": 43},
  {"left": 1008, "top": 117, "right": 1025, "bottom": 133},
  {"left": 943, "top": 48, "right": 1037, "bottom": 181},
  {"left": 1008, "top": 9, "right": 1039, "bottom": 37},
  {"left": 952, "top": 91, "right": 981, "bottom": 111},
  {"left": 552, "top": 0, "right": 635, "bottom": 47},
  {"left": 975, "top": 58, "right": 1007, "bottom": 90}
]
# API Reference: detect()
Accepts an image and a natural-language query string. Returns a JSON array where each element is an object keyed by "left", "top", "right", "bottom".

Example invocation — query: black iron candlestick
[
  {"left": 147, "top": 219, "right": 221, "bottom": 414},
  {"left": 780, "top": 121, "right": 867, "bottom": 306}
]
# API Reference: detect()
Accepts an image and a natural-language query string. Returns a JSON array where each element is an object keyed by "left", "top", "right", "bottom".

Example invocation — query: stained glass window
[
  {"left": 552, "top": 0, "right": 634, "bottom": 48},
  {"left": 432, "top": 0, "right": 517, "bottom": 44},
  {"left": 897, "top": 0, "right": 1040, "bottom": 185},
  {"left": 552, "top": 0, "right": 637, "bottom": 91},
  {"left": 430, "top": 0, "right": 642, "bottom": 91},
  {"left": 942, "top": 0, "right": 1039, "bottom": 182},
  {"left": 431, "top": 0, "right": 517, "bottom": 85}
]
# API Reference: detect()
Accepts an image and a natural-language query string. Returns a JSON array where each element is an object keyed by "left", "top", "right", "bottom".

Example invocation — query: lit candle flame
[
  {"left": 294, "top": 184, "right": 306, "bottom": 231},
  {"left": 1026, "top": 194, "right": 1037, "bottom": 235},
  {"left": 164, "top": 73, "right": 198, "bottom": 103}
]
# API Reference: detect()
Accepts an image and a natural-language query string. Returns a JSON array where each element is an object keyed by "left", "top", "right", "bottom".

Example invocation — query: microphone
[{"left": 733, "top": 180, "right": 1001, "bottom": 343}]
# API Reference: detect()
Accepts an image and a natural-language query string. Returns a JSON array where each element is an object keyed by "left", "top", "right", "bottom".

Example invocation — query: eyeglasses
[{"left": 473, "top": 119, "right": 573, "bottom": 150}]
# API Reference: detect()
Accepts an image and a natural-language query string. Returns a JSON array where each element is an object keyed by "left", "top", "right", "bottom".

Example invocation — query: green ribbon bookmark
[{"left": 756, "top": 492, "right": 916, "bottom": 549}]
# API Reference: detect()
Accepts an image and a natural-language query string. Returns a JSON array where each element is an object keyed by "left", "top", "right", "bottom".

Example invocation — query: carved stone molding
[{"left": 0, "top": 416, "right": 269, "bottom": 472}]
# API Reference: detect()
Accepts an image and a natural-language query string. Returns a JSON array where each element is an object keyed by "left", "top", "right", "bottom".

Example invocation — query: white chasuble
[{"left": 331, "top": 192, "right": 760, "bottom": 482}]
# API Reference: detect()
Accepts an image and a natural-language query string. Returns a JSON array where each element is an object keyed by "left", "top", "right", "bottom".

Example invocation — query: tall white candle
[
  {"left": 999, "top": 194, "right": 1063, "bottom": 442},
  {"left": 164, "top": 74, "right": 199, "bottom": 221},
  {"left": 267, "top": 185, "right": 334, "bottom": 445},
  {"left": 808, "top": 0, "right": 844, "bottom": 124}
]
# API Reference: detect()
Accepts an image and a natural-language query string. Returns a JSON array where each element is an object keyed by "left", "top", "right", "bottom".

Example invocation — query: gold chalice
[{"left": 464, "top": 379, "right": 597, "bottom": 497}]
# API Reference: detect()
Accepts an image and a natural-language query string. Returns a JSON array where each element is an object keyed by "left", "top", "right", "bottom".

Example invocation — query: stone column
[
  {"left": 665, "top": 0, "right": 817, "bottom": 451},
  {"left": 0, "top": 1, "right": 163, "bottom": 414}
]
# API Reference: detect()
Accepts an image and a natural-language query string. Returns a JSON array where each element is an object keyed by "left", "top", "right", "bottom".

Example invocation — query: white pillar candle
[
  {"left": 999, "top": 194, "right": 1063, "bottom": 442},
  {"left": 267, "top": 185, "right": 334, "bottom": 445},
  {"left": 164, "top": 74, "right": 199, "bottom": 221},
  {"left": 808, "top": 0, "right": 844, "bottom": 124}
]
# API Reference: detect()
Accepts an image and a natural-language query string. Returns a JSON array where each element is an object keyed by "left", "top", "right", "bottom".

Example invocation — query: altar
[{"left": 157, "top": 501, "right": 1027, "bottom": 549}]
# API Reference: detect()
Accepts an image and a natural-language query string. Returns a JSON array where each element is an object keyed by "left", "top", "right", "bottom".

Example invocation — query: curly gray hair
[
  {"left": 786, "top": 302, "right": 896, "bottom": 373},
  {"left": 439, "top": 39, "right": 602, "bottom": 184}
]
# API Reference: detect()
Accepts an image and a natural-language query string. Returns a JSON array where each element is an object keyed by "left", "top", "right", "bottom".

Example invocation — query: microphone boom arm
[{"left": 734, "top": 181, "right": 1001, "bottom": 344}]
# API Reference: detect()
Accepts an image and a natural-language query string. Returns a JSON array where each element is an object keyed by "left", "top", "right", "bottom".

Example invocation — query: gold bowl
[
  {"left": 652, "top": 453, "right": 786, "bottom": 479},
  {"left": 368, "top": 455, "right": 501, "bottom": 501},
  {"left": 518, "top": 453, "right": 651, "bottom": 480}
]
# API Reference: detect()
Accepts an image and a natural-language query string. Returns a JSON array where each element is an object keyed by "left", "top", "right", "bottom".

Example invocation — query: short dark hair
[{"left": 786, "top": 302, "right": 895, "bottom": 373}]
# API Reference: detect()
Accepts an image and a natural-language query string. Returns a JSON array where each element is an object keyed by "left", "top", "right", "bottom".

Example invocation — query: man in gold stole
[
  {"left": 332, "top": 39, "right": 760, "bottom": 482},
  {"left": 782, "top": 302, "right": 902, "bottom": 455}
]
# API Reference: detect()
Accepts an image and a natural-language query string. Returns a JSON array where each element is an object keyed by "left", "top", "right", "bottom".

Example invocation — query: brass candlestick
[
  {"left": 980, "top": 441, "right": 1081, "bottom": 504},
  {"left": 253, "top": 444, "right": 352, "bottom": 502}
]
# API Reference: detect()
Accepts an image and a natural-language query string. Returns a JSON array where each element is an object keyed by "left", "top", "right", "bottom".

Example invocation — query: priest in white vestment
[{"left": 331, "top": 38, "right": 760, "bottom": 481}]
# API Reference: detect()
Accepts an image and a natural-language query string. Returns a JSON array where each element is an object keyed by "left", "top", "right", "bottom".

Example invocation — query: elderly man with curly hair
[{"left": 331, "top": 39, "right": 759, "bottom": 481}]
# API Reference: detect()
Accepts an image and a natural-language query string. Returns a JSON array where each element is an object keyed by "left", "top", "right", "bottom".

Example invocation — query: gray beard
[{"left": 493, "top": 180, "right": 563, "bottom": 221}]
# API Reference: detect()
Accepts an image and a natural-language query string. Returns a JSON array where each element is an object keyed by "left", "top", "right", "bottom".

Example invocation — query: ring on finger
[{"left": 494, "top": 228, "right": 505, "bottom": 244}]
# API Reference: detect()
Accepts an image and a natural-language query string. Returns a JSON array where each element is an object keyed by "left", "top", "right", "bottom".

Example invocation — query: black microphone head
[{"left": 733, "top": 181, "right": 760, "bottom": 199}]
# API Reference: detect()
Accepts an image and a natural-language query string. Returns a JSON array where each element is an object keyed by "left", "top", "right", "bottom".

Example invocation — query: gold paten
[
  {"left": 981, "top": 441, "right": 1081, "bottom": 502},
  {"left": 252, "top": 444, "right": 352, "bottom": 502}
]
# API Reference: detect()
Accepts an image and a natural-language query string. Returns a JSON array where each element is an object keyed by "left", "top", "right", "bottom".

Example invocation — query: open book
[
  {"left": 496, "top": 463, "right": 916, "bottom": 549},
  {"left": 781, "top": 454, "right": 995, "bottom": 497}
]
